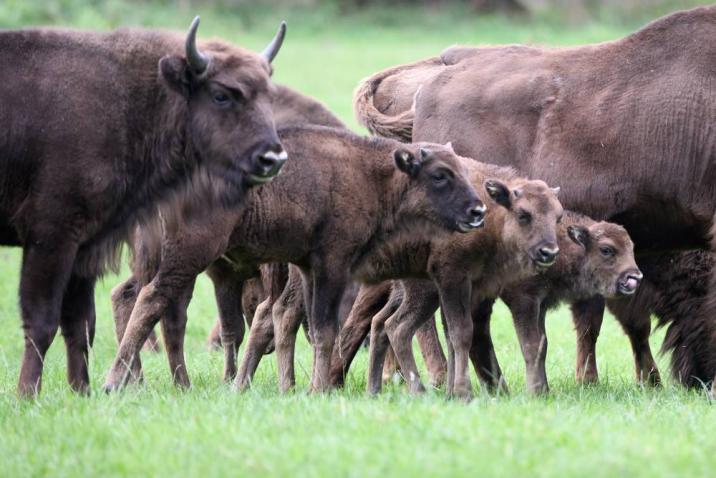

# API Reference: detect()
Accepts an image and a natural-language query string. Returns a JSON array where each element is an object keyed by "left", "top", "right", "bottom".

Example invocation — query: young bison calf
[
  {"left": 367, "top": 178, "right": 563, "bottom": 400},
  {"left": 467, "top": 211, "right": 641, "bottom": 394},
  {"left": 598, "top": 250, "right": 715, "bottom": 392},
  {"left": 235, "top": 160, "right": 562, "bottom": 397},
  {"left": 104, "top": 125, "right": 483, "bottom": 392}
]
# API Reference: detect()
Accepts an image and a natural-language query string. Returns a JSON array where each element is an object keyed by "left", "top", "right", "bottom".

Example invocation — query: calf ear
[
  {"left": 485, "top": 179, "right": 511, "bottom": 209},
  {"left": 159, "top": 55, "right": 191, "bottom": 97},
  {"left": 567, "top": 225, "right": 590, "bottom": 249},
  {"left": 394, "top": 149, "right": 422, "bottom": 178}
]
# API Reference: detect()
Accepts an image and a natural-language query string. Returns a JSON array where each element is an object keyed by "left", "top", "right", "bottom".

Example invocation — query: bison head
[
  {"left": 159, "top": 17, "right": 287, "bottom": 192},
  {"left": 485, "top": 178, "right": 563, "bottom": 272},
  {"left": 567, "top": 221, "right": 642, "bottom": 297},
  {"left": 393, "top": 145, "right": 484, "bottom": 233}
]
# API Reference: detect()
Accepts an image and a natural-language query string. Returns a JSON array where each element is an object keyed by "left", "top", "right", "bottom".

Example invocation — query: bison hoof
[{"left": 102, "top": 382, "right": 121, "bottom": 394}]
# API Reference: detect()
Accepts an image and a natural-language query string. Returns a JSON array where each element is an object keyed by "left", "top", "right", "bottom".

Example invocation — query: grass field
[{"left": 1, "top": 2, "right": 715, "bottom": 477}]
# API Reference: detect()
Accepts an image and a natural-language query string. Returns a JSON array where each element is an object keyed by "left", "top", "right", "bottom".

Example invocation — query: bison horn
[
  {"left": 262, "top": 21, "right": 287, "bottom": 64},
  {"left": 185, "top": 16, "right": 210, "bottom": 75},
  {"left": 551, "top": 186, "right": 561, "bottom": 196}
]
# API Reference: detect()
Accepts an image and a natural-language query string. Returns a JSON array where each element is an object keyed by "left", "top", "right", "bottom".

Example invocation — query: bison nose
[
  {"left": 536, "top": 245, "right": 559, "bottom": 266},
  {"left": 249, "top": 145, "right": 288, "bottom": 185},
  {"left": 618, "top": 270, "right": 643, "bottom": 295},
  {"left": 457, "top": 202, "right": 486, "bottom": 232},
  {"left": 469, "top": 203, "right": 486, "bottom": 224}
]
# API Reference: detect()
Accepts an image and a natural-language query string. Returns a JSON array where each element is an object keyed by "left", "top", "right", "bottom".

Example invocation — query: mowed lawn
[{"left": 1, "top": 4, "right": 715, "bottom": 477}]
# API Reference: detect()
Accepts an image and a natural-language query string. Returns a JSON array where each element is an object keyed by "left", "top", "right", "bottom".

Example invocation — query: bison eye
[
  {"left": 599, "top": 246, "right": 615, "bottom": 257},
  {"left": 213, "top": 92, "right": 231, "bottom": 106},
  {"left": 518, "top": 210, "right": 532, "bottom": 225},
  {"left": 431, "top": 171, "right": 450, "bottom": 188}
]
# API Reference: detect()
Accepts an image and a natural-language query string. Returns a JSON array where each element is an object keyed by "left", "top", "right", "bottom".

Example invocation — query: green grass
[{"left": 1, "top": 3, "right": 715, "bottom": 477}]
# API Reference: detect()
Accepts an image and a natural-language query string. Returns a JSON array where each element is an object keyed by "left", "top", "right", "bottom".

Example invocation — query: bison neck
[
  {"left": 351, "top": 171, "right": 441, "bottom": 282},
  {"left": 77, "top": 86, "right": 197, "bottom": 277}
]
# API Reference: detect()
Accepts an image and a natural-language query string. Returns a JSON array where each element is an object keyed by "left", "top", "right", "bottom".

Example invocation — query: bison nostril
[
  {"left": 538, "top": 246, "right": 559, "bottom": 262},
  {"left": 469, "top": 205, "right": 485, "bottom": 220},
  {"left": 255, "top": 149, "right": 288, "bottom": 174}
]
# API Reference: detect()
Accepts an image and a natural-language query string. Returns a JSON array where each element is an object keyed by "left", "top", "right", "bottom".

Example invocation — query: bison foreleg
[
  {"left": 60, "top": 274, "right": 96, "bottom": 395},
  {"left": 468, "top": 297, "right": 508, "bottom": 396},
  {"left": 384, "top": 281, "right": 440, "bottom": 395},
  {"left": 504, "top": 294, "right": 549, "bottom": 395},
  {"left": 17, "top": 241, "right": 78, "bottom": 397},
  {"left": 234, "top": 298, "right": 274, "bottom": 391},
  {"left": 571, "top": 296, "right": 605, "bottom": 384}
]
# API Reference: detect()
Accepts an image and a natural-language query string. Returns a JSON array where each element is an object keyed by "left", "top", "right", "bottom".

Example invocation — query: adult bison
[
  {"left": 133, "top": 83, "right": 348, "bottom": 356},
  {"left": 354, "top": 5, "right": 716, "bottom": 394},
  {"left": 0, "top": 17, "right": 288, "bottom": 396}
]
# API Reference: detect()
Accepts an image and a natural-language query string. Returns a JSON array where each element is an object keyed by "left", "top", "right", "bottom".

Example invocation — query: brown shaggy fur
[
  {"left": 605, "top": 251, "right": 716, "bottom": 390},
  {"left": 0, "top": 20, "right": 286, "bottom": 396},
  {"left": 354, "top": 5, "right": 716, "bottom": 393},
  {"left": 103, "top": 125, "right": 483, "bottom": 392},
  {"left": 321, "top": 164, "right": 563, "bottom": 399}
]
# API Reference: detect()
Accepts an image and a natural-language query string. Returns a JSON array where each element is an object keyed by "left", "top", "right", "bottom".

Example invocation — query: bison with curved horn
[{"left": 0, "top": 16, "right": 287, "bottom": 397}]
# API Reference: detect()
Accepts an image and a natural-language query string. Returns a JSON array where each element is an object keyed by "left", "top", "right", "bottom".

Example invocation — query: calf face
[
  {"left": 485, "top": 179, "right": 563, "bottom": 270},
  {"left": 160, "top": 18, "right": 288, "bottom": 190},
  {"left": 567, "top": 222, "right": 642, "bottom": 297},
  {"left": 394, "top": 146, "right": 485, "bottom": 233}
]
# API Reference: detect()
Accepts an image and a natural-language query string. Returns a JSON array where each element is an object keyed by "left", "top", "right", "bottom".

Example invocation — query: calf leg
[
  {"left": 206, "top": 262, "right": 245, "bottom": 382},
  {"left": 110, "top": 276, "right": 145, "bottom": 383},
  {"left": 384, "top": 281, "right": 441, "bottom": 395},
  {"left": 416, "top": 317, "right": 447, "bottom": 387},
  {"left": 59, "top": 275, "right": 96, "bottom": 394},
  {"left": 571, "top": 296, "right": 605, "bottom": 384},
  {"left": 382, "top": 347, "right": 401, "bottom": 384},
  {"left": 329, "top": 283, "right": 391, "bottom": 387},
  {"left": 504, "top": 293, "right": 548, "bottom": 394},
  {"left": 615, "top": 309, "right": 661, "bottom": 386},
  {"left": 383, "top": 319, "right": 445, "bottom": 387},
  {"left": 367, "top": 283, "right": 410, "bottom": 394},
  {"left": 17, "top": 242, "right": 78, "bottom": 397},
  {"left": 437, "top": 279, "right": 475, "bottom": 400},
  {"left": 160, "top": 280, "right": 196, "bottom": 389},
  {"left": 235, "top": 298, "right": 274, "bottom": 391},
  {"left": 206, "top": 320, "right": 222, "bottom": 350},
  {"left": 272, "top": 274, "right": 306, "bottom": 393},
  {"left": 469, "top": 298, "right": 508, "bottom": 395},
  {"left": 307, "top": 267, "right": 346, "bottom": 393},
  {"left": 104, "top": 268, "right": 202, "bottom": 391}
]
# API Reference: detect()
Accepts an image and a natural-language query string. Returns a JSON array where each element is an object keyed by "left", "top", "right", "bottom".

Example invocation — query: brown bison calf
[
  {"left": 594, "top": 251, "right": 715, "bottom": 392},
  {"left": 238, "top": 161, "right": 562, "bottom": 397},
  {"left": 367, "top": 178, "right": 563, "bottom": 399},
  {"left": 104, "top": 126, "right": 483, "bottom": 392},
  {"left": 468, "top": 211, "right": 641, "bottom": 394}
]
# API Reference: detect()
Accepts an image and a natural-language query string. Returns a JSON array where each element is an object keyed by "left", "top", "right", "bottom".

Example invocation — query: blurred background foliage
[{"left": 0, "top": 0, "right": 711, "bottom": 30}]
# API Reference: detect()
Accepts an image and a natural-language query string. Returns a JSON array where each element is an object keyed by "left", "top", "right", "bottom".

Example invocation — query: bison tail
[
  {"left": 353, "top": 68, "right": 417, "bottom": 143},
  {"left": 658, "top": 297, "right": 716, "bottom": 389}
]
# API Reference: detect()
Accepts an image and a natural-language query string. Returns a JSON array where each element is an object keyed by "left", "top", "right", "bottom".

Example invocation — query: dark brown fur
[
  {"left": 354, "top": 5, "right": 716, "bottom": 392},
  {"left": 317, "top": 163, "right": 563, "bottom": 399},
  {"left": 473, "top": 211, "right": 640, "bottom": 394},
  {"left": 0, "top": 21, "right": 287, "bottom": 396},
  {"left": 103, "top": 125, "right": 483, "bottom": 392},
  {"left": 605, "top": 251, "right": 716, "bottom": 390}
]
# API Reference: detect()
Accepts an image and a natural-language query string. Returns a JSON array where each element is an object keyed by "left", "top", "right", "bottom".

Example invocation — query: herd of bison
[{"left": 1, "top": 5, "right": 715, "bottom": 401}]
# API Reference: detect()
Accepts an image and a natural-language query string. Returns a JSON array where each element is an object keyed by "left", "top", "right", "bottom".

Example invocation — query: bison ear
[
  {"left": 485, "top": 179, "right": 511, "bottom": 209},
  {"left": 159, "top": 55, "right": 191, "bottom": 97},
  {"left": 567, "top": 225, "right": 590, "bottom": 249},
  {"left": 394, "top": 149, "right": 422, "bottom": 178}
]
